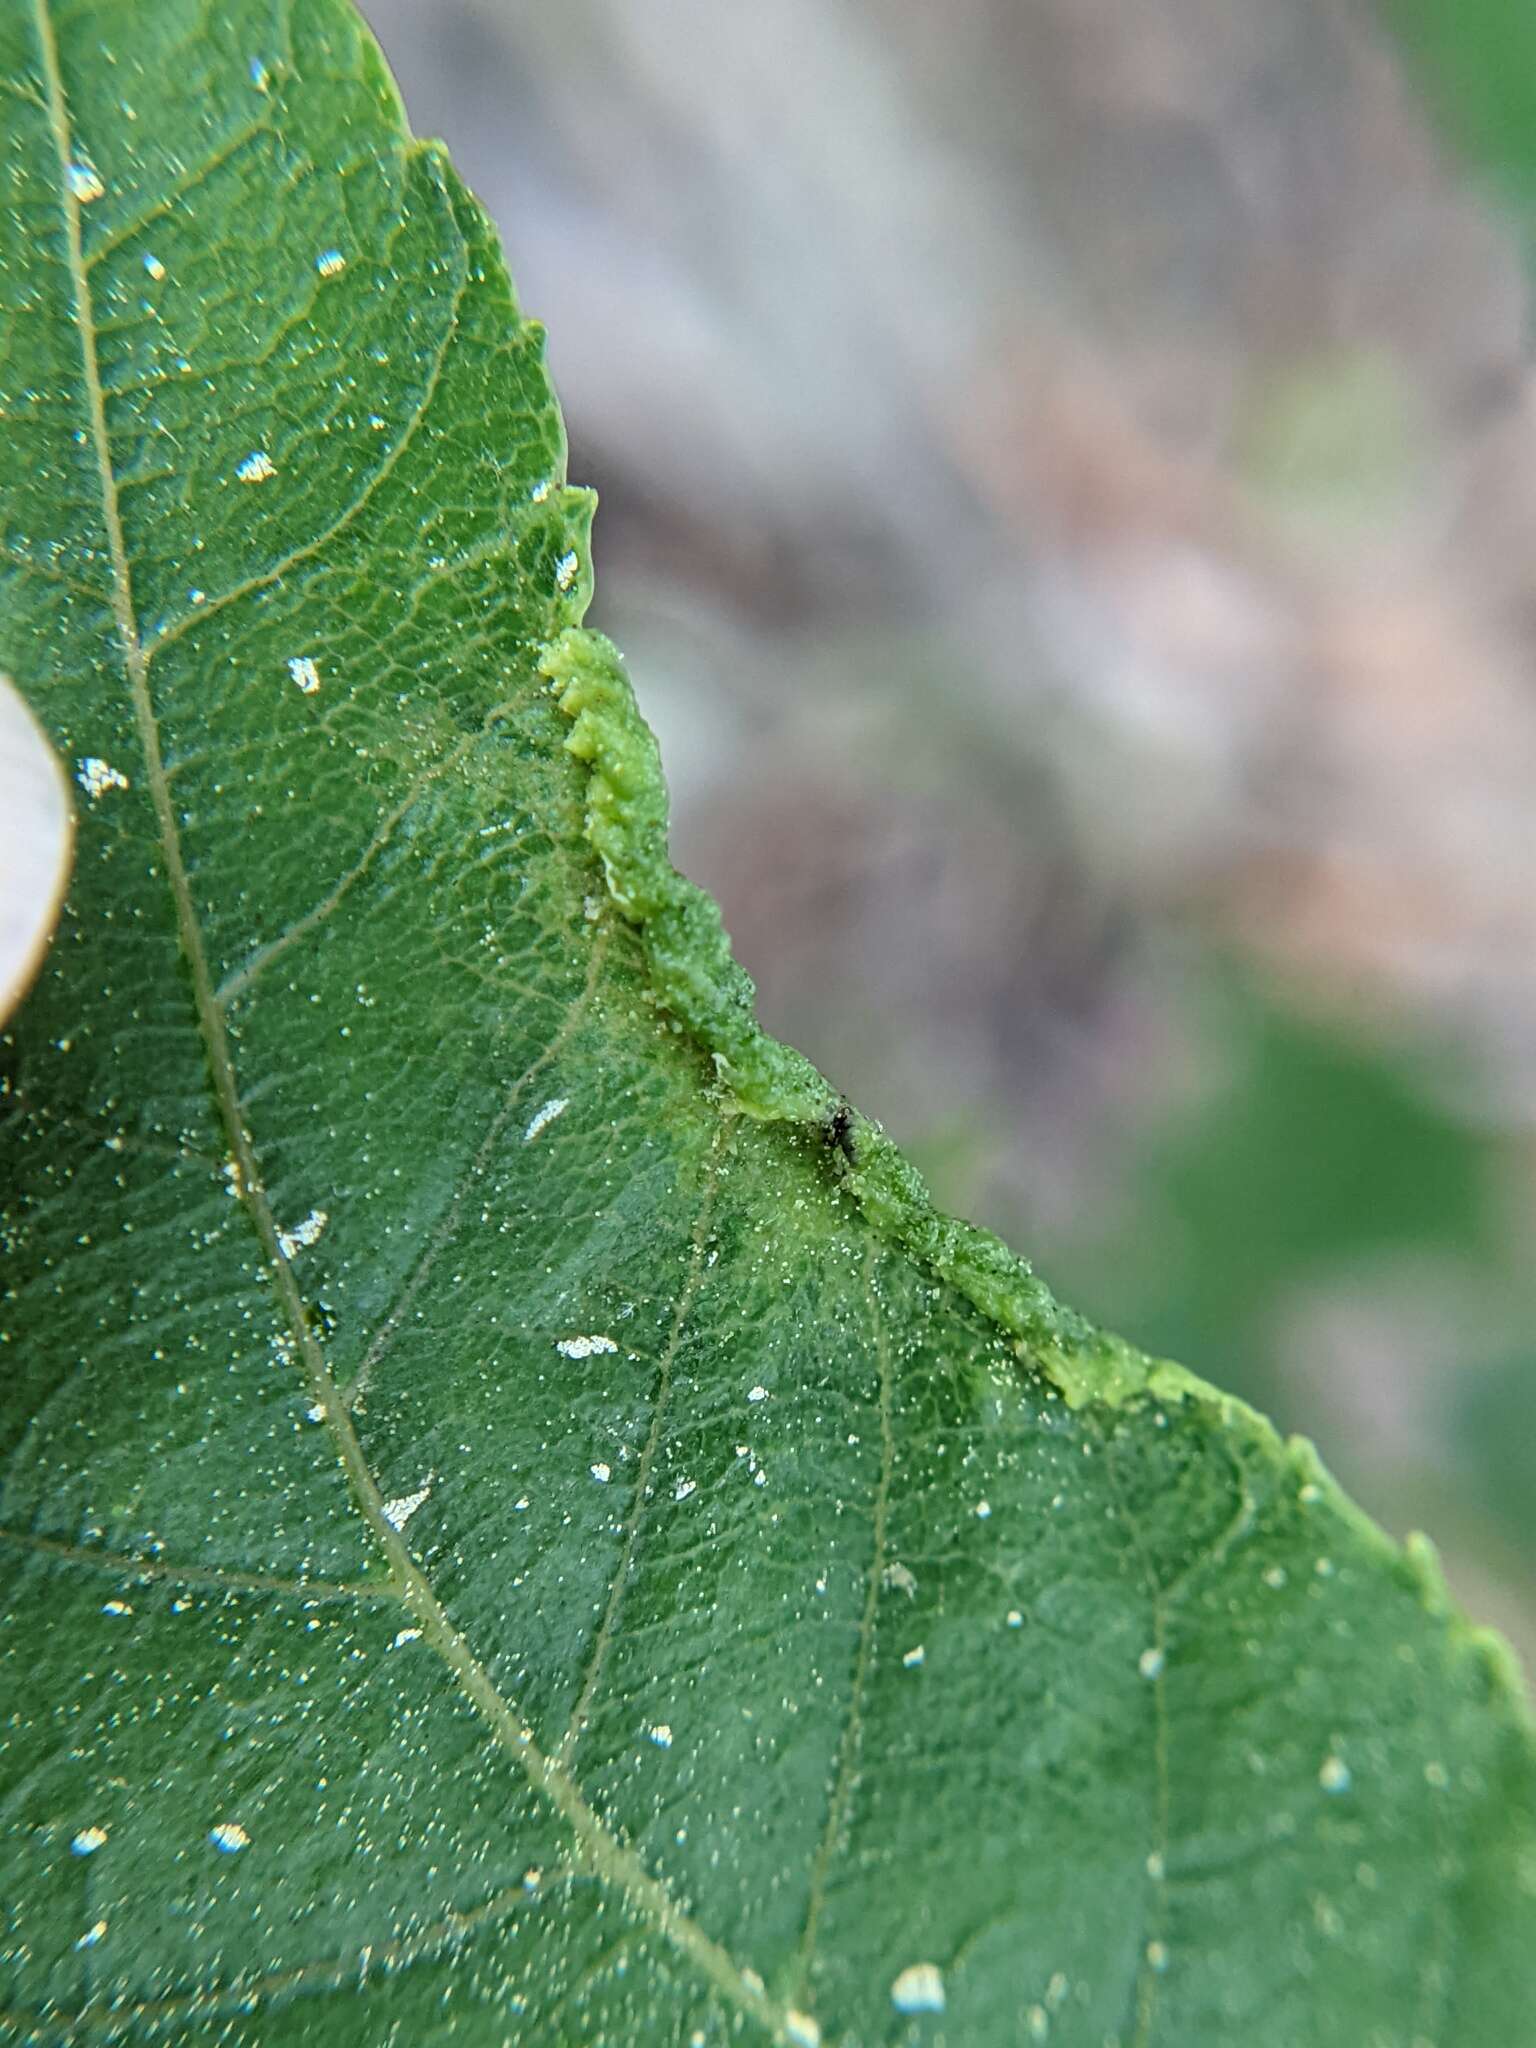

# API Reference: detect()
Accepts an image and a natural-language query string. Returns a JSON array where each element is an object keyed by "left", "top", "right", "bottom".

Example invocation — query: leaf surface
[{"left": 1, "top": 4, "right": 1533, "bottom": 2043}]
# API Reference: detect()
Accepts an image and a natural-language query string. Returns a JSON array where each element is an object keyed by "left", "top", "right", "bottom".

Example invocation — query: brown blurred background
[{"left": 359, "top": 0, "right": 1536, "bottom": 1666}]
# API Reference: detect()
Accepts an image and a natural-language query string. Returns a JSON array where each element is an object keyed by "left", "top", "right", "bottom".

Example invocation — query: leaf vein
[
  {"left": 0, "top": 1524, "right": 398, "bottom": 1603},
  {"left": 1099, "top": 1421, "right": 1173, "bottom": 2048},
  {"left": 556, "top": 1114, "right": 733, "bottom": 1767},
  {"left": 0, "top": 538, "right": 102, "bottom": 599},
  {"left": 339, "top": 925, "right": 609, "bottom": 1412},
  {"left": 215, "top": 691, "right": 534, "bottom": 1006},
  {"left": 791, "top": 1242, "right": 897, "bottom": 2004},
  {"left": 140, "top": 182, "right": 469, "bottom": 663},
  {"left": 79, "top": 109, "right": 279, "bottom": 274},
  {"left": 3, "top": 1873, "right": 549, "bottom": 2040},
  {"left": 32, "top": 13, "right": 792, "bottom": 2040}
]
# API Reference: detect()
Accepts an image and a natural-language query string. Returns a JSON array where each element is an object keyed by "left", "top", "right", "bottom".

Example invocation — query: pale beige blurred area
[
  {"left": 361, "top": 0, "right": 1536, "bottom": 1657},
  {"left": 0, "top": 674, "right": 72, "bottom": 1025}
]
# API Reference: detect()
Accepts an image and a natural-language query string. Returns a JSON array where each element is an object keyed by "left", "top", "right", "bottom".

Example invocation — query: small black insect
[{"left": 823, "top": 1098, "right": 858, "bottom": 1166}]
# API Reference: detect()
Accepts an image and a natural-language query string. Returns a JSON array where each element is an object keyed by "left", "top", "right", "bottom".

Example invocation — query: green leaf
[
  {"left": 1, "top": 3, "right": 1532, "bottom": 2043},
  {"left": 1380, "top": 0, "right": 1536, "bottom": 225}
]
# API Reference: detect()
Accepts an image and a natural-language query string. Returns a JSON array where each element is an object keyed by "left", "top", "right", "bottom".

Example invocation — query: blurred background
[{"left": 360, "top": 0, "right": 1536, "bottom": 1665}]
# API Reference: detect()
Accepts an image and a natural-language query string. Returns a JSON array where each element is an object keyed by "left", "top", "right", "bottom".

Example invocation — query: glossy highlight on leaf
[{"left": 1, "top": 2, "right": 1534, "bottom": 2044}]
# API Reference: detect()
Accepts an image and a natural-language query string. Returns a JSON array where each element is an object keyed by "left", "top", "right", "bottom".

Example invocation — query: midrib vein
[{"left": 32, "top": 8, "right": 786, "bottom": 2037}]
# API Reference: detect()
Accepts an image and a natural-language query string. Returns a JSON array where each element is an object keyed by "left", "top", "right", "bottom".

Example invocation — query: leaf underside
[{"left": 0, "top": 3, "right": 1532, "bottom": 2045}]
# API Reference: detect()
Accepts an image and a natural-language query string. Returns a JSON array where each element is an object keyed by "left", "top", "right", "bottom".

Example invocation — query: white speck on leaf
[
  {"left": 287, "top": 656, "right": 321, "bottom": 695},
  {"left": 236, "top": 450, "right": 276, "bottom": 485},
  {"left": 276, "top": 1207, "right": 327, "bottom": 1259},
  {"left": 882, "top": 1561, "right": 917, "bottom": 1598},
  {"left": 747, "top": 1384, "right": 769, "bottom": 1403},
  {"left": 75, "top": 1920, "right": 107, "bottom": 1949},
  {"left": 557, "top": 1334, "right": 617, "bottom": 1359},
  {"left": 391, "top": 1627, "right": 423, "bottom": 1649},
  {"left": 71, "top": 1827, "right": 108, "bottom": 1856},
  {"left": 101, "top": 1599, "right": 131, "bottom": 1617},
  {"left": 316, "top": 248, "right": 346, "bottom": 276},
  {"left": 76, "top": 757, "right": 129, "bottom": 800},
  {"left": 784, "top": 2013, "right": 821, "bottom": 2047},
  {"left": 674, "top": 1477, "right": 697, "bottom": 1502},
  {"left": 142, "top": 252, "right": 165, "bottom": 280},
  {"left": 554, "top": 549, "right": 580, "bottom": 591},
  {"left": 1320, "top": 1754, "right": 1352, "bottom": 1795},
  {"left": 646, "top": 1723, "right": 673, "bottom": 1748},
  {"left": 590, "top": 1462, "right": 612, "bottom": 1484},
  {"left": 381, "top": 1480, "right": 431, "bottom": 1531},
  {"left": 524, "top": 1097, "right": 569, "bottom": 1142},
  {"left": 1138, "top": 1646, "right": 1166, "bottom": 1681},
  {"left": 208, "top": 1822, "right": 250, "bottom": 1853},
  {"left": 902, "top": 1644, "right": 925, "bottom": 1669},
  {"left": 891, "top": 1963, "right": 946, "bottom": 2014},
  {"left": 67, "top": 162, "right": 104, "bottom": 203}
]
